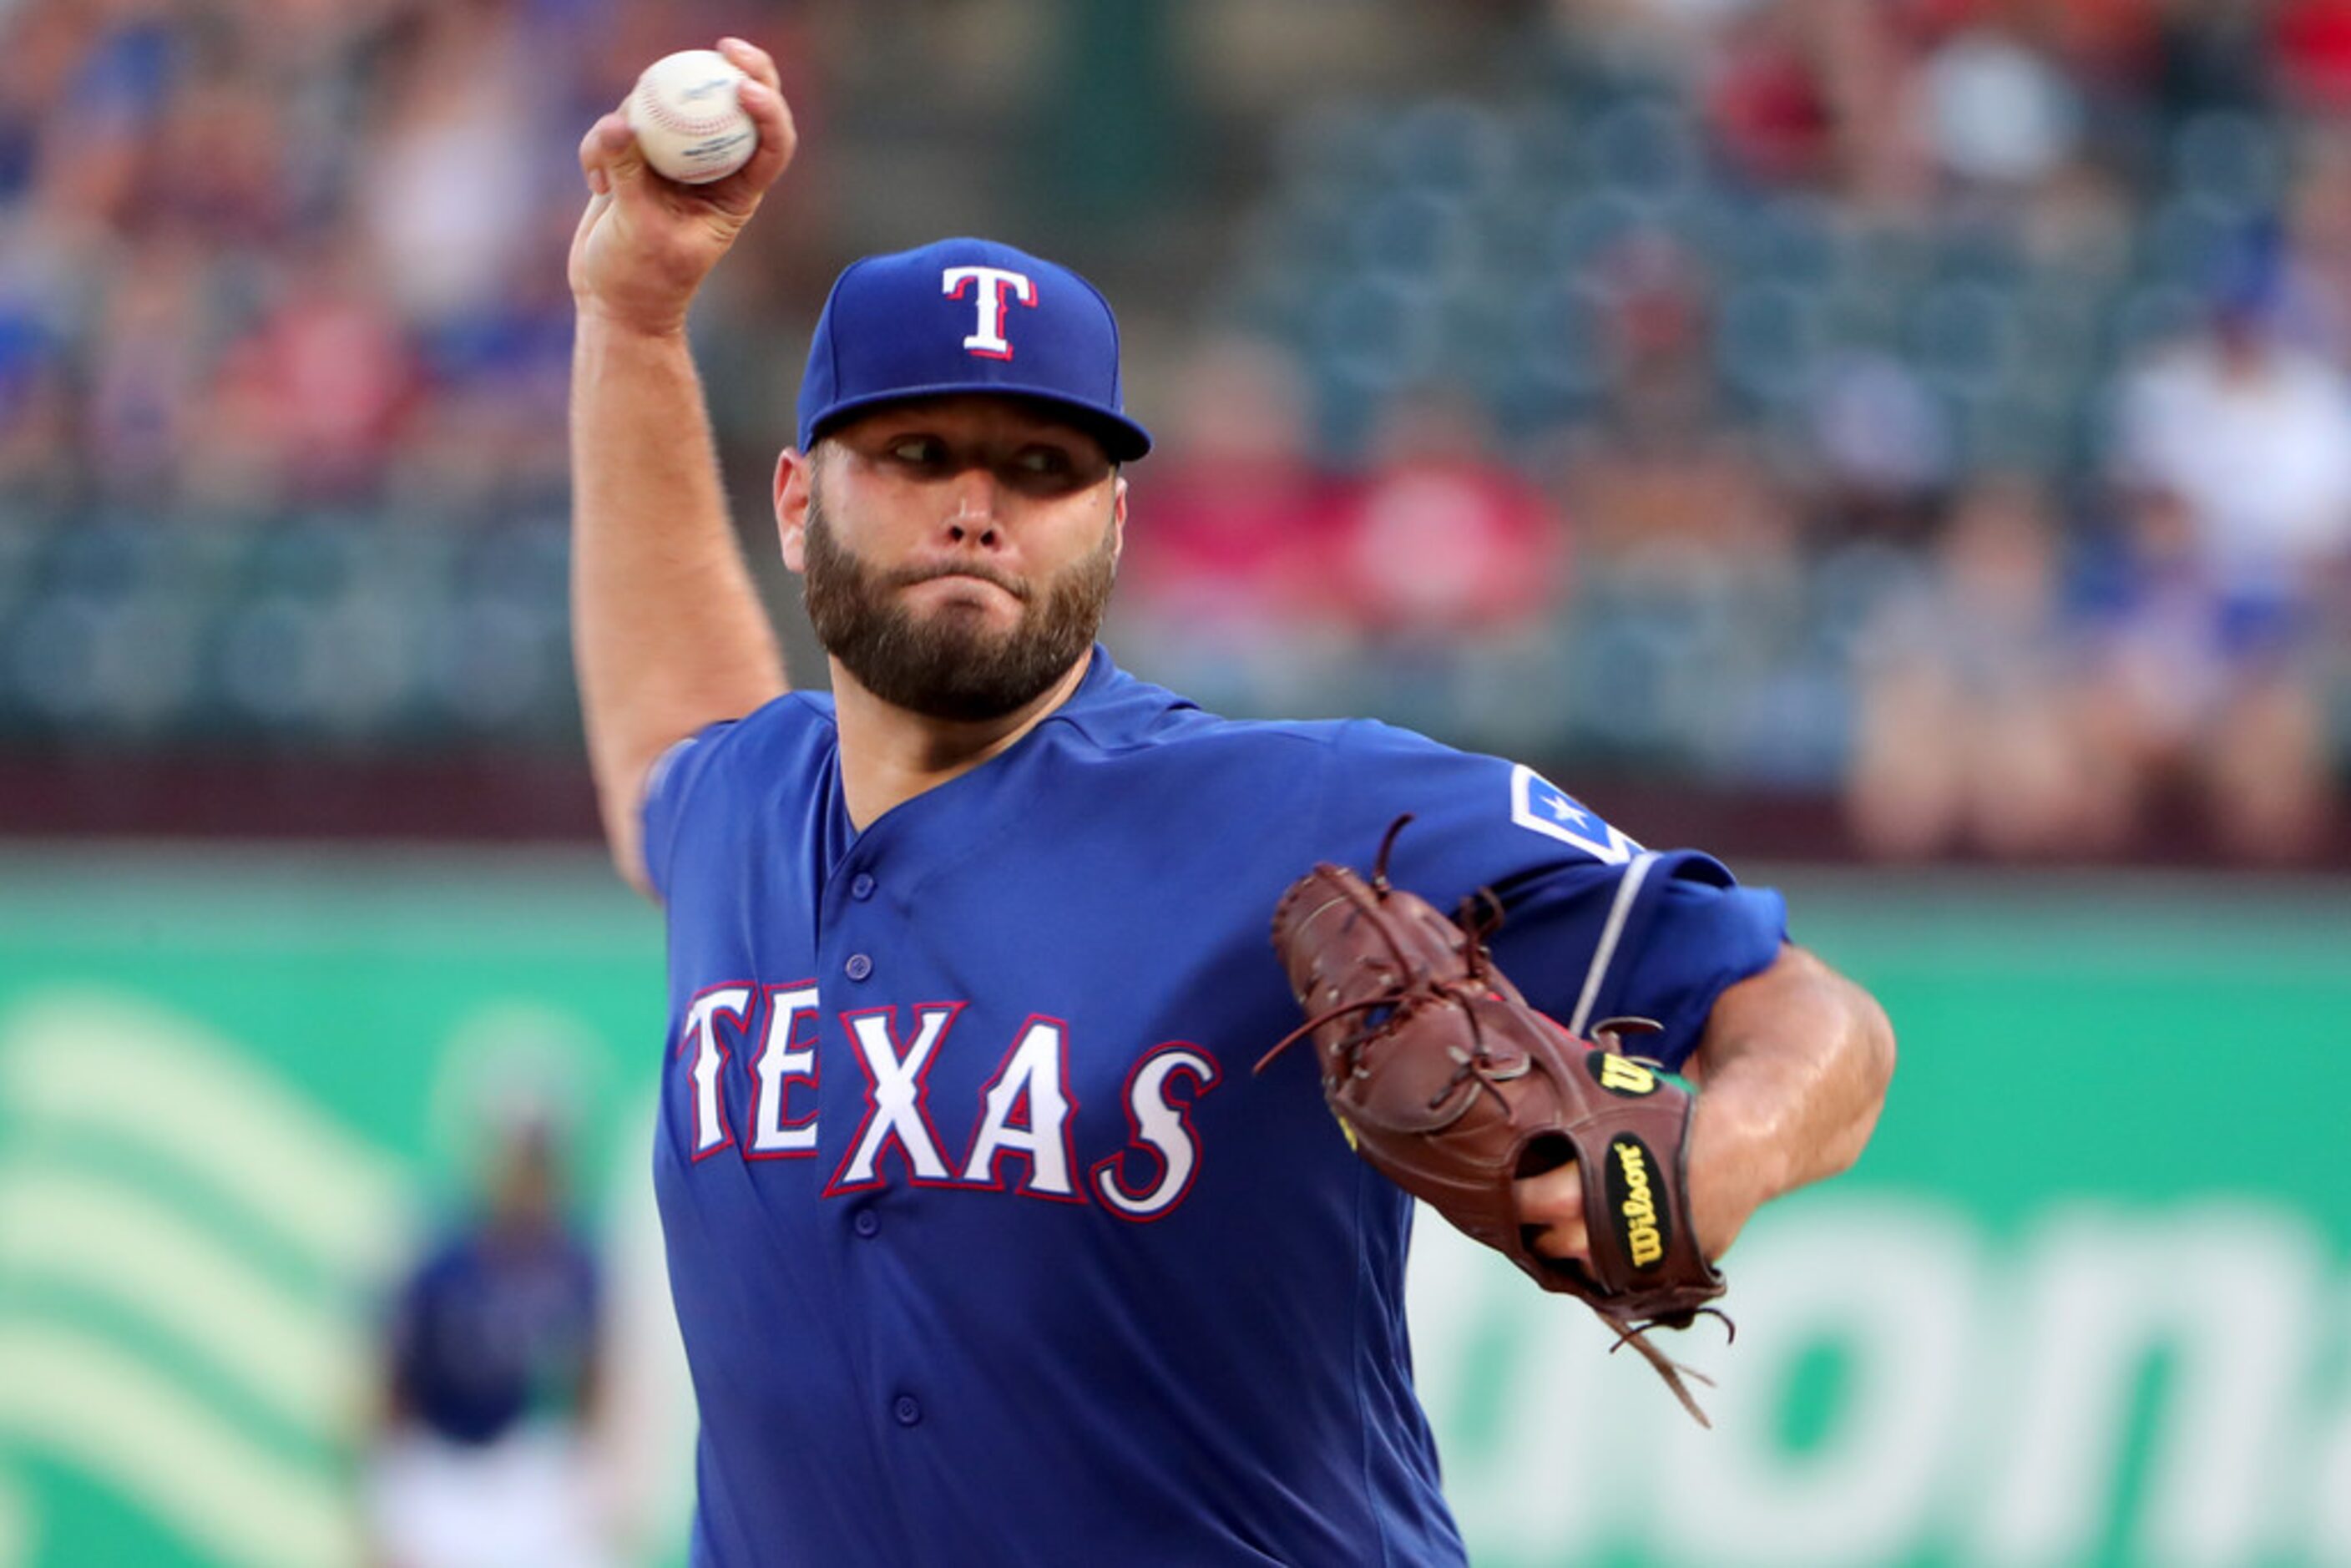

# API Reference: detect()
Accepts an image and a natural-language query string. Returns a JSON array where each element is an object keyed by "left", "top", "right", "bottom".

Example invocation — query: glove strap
[{"left": 1604, "top": 1312, "right": 1730, "bottom": 1429}]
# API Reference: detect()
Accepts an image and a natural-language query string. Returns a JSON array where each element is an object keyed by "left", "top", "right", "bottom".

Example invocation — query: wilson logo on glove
[
  {"left": 1608, "top": 1134, "right": 1669, "bottom": 1268},
  {"left": 1588, "top": 1051, "right": 1659, "bottom": 1096}
]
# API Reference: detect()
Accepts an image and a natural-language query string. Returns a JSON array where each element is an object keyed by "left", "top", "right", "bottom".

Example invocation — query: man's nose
[{"left": 942, "top": 468, "right": 1002, "bottom": 547}]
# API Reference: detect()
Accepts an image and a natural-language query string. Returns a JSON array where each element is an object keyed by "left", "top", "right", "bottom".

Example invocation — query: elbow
[
  {"left": 594, "top": 785, "right": 660, "bottom": 902},
  {"left": 1787, "top": 941, "right": 1900, "bottom": 1117},
  {"left": 1828, "top": 981, "right": 1897, "bottom": 1178},
  {"left": 611, "top": 843, "right": 657, "bottom": 903},
  {"left": 1850, "top": 975, "right": 1897, "bottom": 1102}
]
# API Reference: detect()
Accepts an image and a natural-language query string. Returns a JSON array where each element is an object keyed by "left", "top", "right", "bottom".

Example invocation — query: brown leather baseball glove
[{"left": 1259, "top": 816, "right": 1729, "bottom": 1423}]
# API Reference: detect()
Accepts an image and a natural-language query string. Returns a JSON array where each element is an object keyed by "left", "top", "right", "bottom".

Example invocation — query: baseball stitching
[{"left": 631, "top": 77, "right": 745, "bottom": 137}]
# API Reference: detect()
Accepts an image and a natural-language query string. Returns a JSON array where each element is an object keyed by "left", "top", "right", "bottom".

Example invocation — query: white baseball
[{"left": 625, "top": 49, "right": 756, "bottom": 185}]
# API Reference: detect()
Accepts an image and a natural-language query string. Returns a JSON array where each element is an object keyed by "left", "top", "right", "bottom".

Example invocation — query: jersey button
[
  {"left": 852, "top": 1209, "right": 880, "bottom": 1239},
  {"left": 850, "top": 873, "right": 876, "bottom": 900},
  {"left": 892, "top": 1393, "right": 923, "bottom": 1427},
  {"left": 844, "top": 952, "right": 872, "bottom": 982}
]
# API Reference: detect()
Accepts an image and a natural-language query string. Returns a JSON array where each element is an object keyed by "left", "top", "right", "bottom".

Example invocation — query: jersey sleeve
[
  {"left": 637, "top": 718, "right": 746, "bottom": 903},
  {"left": 1321, "top": 720, "right": 1787, "bottom": 1070}
]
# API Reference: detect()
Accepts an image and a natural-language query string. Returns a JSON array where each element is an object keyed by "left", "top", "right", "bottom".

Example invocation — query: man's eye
[
  {"left": 888, "top": 438, "right": 942, "bottom": 464},
  {"left": 1015, "top": 448, "right": 1071, "bottom": 475}
]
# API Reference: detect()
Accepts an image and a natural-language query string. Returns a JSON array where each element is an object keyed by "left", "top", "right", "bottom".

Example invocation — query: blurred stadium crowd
[{"left": 0, "top": 0, "right": 2345, "bottom": 864}]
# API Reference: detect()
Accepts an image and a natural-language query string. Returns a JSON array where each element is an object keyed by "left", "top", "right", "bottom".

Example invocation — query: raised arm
[{"left": 568, "top": 38, "right": 798, "bottom": 894}]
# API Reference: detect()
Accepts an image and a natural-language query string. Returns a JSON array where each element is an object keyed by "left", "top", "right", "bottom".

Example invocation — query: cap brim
[{"left": 808, "top": 384, "right": 1152, "bottom": 463}]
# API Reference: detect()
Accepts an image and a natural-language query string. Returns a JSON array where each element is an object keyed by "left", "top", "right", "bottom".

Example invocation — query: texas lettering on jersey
[{"left": 675, "top": 982, "right": 1222, "bottom": 1222}]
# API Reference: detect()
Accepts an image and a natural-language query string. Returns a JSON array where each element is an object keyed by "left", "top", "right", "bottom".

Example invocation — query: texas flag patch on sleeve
[{"left": 1509, "top": 764, "right": 1641, "bottom": 865}]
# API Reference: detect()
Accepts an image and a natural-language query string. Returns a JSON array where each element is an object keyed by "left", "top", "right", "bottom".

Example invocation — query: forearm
[
  {"left": 569, "top": 311, "right": 786, "bottom": 891},
  {"left": 1684, "top": 944, "right": 1895, "bottom": 1255}
]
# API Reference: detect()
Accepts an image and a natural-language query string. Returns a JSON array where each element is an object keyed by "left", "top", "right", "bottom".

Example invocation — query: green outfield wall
[{"left": 0, "top": 849, "right": 2345, "bottom": 1568}]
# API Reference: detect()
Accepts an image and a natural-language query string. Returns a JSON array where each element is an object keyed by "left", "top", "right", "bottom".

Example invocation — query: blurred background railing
[{"left": 1, "top": 0, "right": 2342, "bottom": 863}]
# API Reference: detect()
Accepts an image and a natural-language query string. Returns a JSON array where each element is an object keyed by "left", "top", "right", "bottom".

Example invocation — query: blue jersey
[
  {"left": 385, "top": 1223, "right": 602, "bottom": 1446},
  {"left": 643, "top": 649, "right": 1785, "bottom": 1566}
]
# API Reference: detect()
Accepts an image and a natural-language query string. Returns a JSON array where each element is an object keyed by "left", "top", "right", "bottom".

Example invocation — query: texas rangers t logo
[{"left": 943, "top": 266, "right": 1037, "bottom": 359}]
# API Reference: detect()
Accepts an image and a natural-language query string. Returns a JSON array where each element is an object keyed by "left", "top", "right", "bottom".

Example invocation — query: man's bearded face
[{"left": 800, "top": 480, "right": 1119, "bottom": 723}]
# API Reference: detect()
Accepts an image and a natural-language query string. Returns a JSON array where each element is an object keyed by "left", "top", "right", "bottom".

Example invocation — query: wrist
[
  {"left": 574, "top": 297, "right": 694, "bottom": 343},
  {"left": 1686, "top": 1090, "right": 1785, "bottom": 1261}
]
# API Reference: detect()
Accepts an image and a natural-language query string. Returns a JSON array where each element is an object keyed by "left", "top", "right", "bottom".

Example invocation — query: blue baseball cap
[{"left": 796, "top": 237, "right": 1152, "bottom": 463}]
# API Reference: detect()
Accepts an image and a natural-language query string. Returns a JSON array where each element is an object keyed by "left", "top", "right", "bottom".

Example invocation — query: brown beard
[{"left": 800, "top": 486, "right": 1119, "bottom": 723}]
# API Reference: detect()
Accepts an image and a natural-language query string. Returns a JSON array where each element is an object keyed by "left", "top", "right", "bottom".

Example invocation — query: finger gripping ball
[{"left": 626, "top": 49, "right": 757, "bottom": 185}]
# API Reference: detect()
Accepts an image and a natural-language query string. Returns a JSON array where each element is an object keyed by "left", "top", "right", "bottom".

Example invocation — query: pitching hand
[{"left": 570, "top": 37, "right": 797, "bottom": 336}]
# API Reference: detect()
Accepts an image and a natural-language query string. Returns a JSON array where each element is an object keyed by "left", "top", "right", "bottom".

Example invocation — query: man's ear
[
  {"left": 1110, "top": 473, "right": 1128, "bottom": 566},
  {"left": 776, "top": 446, "right": 813, "bottom": 572}
]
